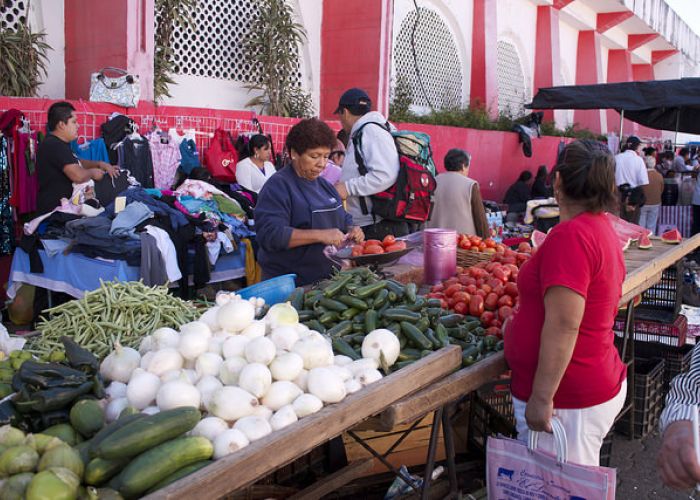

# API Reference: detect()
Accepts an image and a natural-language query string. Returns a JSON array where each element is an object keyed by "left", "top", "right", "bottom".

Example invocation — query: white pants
[{"left": 512, "top": 379, "right": 627, "bottom": 466}]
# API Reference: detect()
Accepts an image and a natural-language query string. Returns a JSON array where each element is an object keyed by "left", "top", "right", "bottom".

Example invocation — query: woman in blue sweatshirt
[{"left": 255, "top": 118, "right": 364, "bottom": 286}]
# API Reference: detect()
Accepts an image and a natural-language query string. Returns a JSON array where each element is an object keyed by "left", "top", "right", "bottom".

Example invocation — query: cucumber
[
  {"left": 145, "top": 460, "right": 212, "bottom": 494},
  {"left": 289, "top": 287, "right": 305, "bottom": 310},
  {"left": 339, "top": 307, "right": 360, "bottom": 321},
  {"left": 70, "top": 399, "right": 105, "bottom": 438},
  {"left": 400, "top": 322, "right": 433, "bottom": 350},
  {"left": 94, "top": 407, "right": 201, "bottom": 460},
  {"left": 405, "top": 297, "right": 426, "bottom": 311},
  {"left": 404, "top": 282, "right": 418, "bottom": 302},
  {"left": 416, "top": 317, "right": 430, "bottom": 333},
  {"left": 327, "top": 320, "right": 353, "bottom": 338},
  {"left": 332, "top": 338, "right": 361, "bottom": 360},
  {"left": 304, "top": 320, "right": 326, "bottom": 334},
  {"left": 323, "top": 274, "right": 353, "bottom": 298},
  {"left": 372, "top": 289, "right": 389, "bottom": 308},
  {"left": 337, "top": 295, "right": 369, "bottom": 311},
  {"left": 435, "top": 323, "right": 450, "bottom": 348},
  {"left": 318, "top": 297, "right": 348, "bottom": 312},
  {"left": 382, "top": 308, "right": 421, "bottom": 322},
  {"left": 85, "top": 457, "right": 130, "bottom": 486},
  {"left": 424, "top": 328, "right": 442, "bottom": 349},
  {"left": 364, "top": 309, "right": 378, "bottom": 332},
  {"left": 384, "top": 280, "right": 405, "bottom": 297},
  {"left": 318, "top": 311, "right": 339, "bottom": 326},
  {"left": 297, "top": 310, "right": 316, "bottom": 322},
  {"left": 439, "top": 314, "right": 465, "bottom": 328},
  {"left": 426, "top": 298, "right": 443, "bottom": 308},
  {"left": 89, "top": 413, "right": 145, "bottom": 458},
  {"left": 353, "top": 281, "right": 387, "bottom": 299},
  {"left": 114, "top": 436, "right": 213, "bottom": 498}
]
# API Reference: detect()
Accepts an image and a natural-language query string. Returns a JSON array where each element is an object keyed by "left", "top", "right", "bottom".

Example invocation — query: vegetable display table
[{"left": 143, "top": 346, "right": 462, "bottom": 499}]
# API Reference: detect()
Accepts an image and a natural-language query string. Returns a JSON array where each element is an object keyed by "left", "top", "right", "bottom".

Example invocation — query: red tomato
[
  {"left": 478, "top": 242, "right": 487, "bottom": 252},
  {"left": 516, "top": 253, "right": 530, "bottom": 265},
  {"left": 364, "top": 239, "right": 382, "bottom": 247},
  {"left": 475, "top": 289, "right": 487, "bottom": 298},
  {"left": 485, "top": 326, "right": 502, "bottom": 337},
  {"left": 491, "top": 319, "right": 503, "bottom": 329},
  {"left": 484, "top": 292, "right": 499, "bottom": 311},
  {"left": 498, "top": 305, "right": 513, "bottom": 320},
  {"left": 465, "top": 277, "right": 477, "bottom": 287},
  {"left": 487, "top": 278, "right": 502, "bottom": 290},
  {"left": 501, "top": 256, "right": 517, "bottom": 265},
  {"left": 485, "top": 262, "right": 499, "bottom": 273},
  {"left": 445, "top": 284, "right": 463, "bottom": 297},
  {"left": 431, "top": 283, "right": 445, "bottom": 293},
  {"left": 458, "top": 274, "right": 471, "bottom": 285},
  {"left": 456, "top": 266, "right": 464, "bottom": 274},
  {"left": 440, "top": 299, "right": 449, "bottom": 309},
  {"left": 481, "top": 284, "right": 493, "bottom": 294},
  {"left": 517, "top": 242, "right": 532, "bottom": 253},
  {"left": 363, "top": 244, "right": 385, "bottom": 255},
  {"left": 498, "top": 295, "right": 514, "bottom": 307},
  {"left": 469, "top": 236, "right": 482, "bottom": 246},
  {"left": 493, "top": 267, "right": 508, "bottom": 283},
  {"left": 480, "top": 311, "right": 496, "bottom": 326},
  {"left": 504, "top": 264, "right": 519, "bottom": 276},
  {"left": 453, "top": 301, "right": 468, "bottom": 315},
  {"left": 469, "top": 295, "right": 485, "bottom": 316},
  {"left": 452, "top": 291, "right": 470, "bottom": 304},
  {"left": 504, "top": 282, "right": 519, "bottom": 297},
  {"left": 351, "top": 245, "right": 364, "bottom": 257},
  {"left": 459, "top": 239, "right": 472, "bottom": 250},
  {"left": 495, "top": 243, "right": 507, "bottom": 254},
  {"left": 465, "top": 284, "right": 478, "bottom": 295},
  {"left": 447, "top": 297, "right": 456, "bottom": 308},
  {"left": 384, "top": 241, "right": 407, "bottom": 252},
  {"left": 382, "top": 234, "right": 396, "bottom": 247},
  {"left": 444, "top": 277, "right": 459, "bottom": 287},
  {"left": 485, "top": 238, "right": 496, "bottom": 249},
  {"left": 493, "top": 284, "right": 505, "bottom": 297}
]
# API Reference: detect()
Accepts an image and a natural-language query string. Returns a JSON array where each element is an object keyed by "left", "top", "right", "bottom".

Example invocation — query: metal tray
[{"left": 336, "top": 245, "right": 416, "bottom": 267}]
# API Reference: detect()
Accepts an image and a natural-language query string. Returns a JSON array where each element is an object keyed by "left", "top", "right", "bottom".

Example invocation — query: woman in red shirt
[{"left": 504, "top": 140, "right": 628, "bottom": 466}]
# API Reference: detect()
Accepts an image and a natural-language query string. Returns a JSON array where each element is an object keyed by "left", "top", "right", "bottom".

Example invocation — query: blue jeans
[{"left": 639, "top": 204, "right": 660, "bottom": 235}]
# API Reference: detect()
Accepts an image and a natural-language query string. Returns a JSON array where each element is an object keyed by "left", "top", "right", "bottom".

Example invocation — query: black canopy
[{"left": 527, "top": 78, "right": 700, "bottom": 134}]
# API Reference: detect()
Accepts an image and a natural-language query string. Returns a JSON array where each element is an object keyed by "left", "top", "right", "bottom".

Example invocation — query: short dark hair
[
  {"left": 285, "top": 118, "right": 336, "bottom": 155},
  {"left": 679, "top": 147, "right": 690, "bottom": 157},
  {"left": 642, "top": 147, "right": 656, "bottom": 157},
  {"left": 535, "top": 165, "right": 548, "bottom": 179},
  {"left": 444, "top": 148, "right": 470, "bottom": 172},
  {"left": 341, "top": 104, "right": 370, "bottom": 117},
  {"left": 248, "top": 134, "right": 271, "bottom": 156},
  {"left": 337, "top": 129, "right": 349, "bottom": 148},
  {"left": 555, "top": 140, "right": 616, "bottom": 213},
  {"left": 518, "top": 171, "right": 533, "bottom": 182},
  {"left": 47, "top": 101, "right": 75, "bottom": 132}
]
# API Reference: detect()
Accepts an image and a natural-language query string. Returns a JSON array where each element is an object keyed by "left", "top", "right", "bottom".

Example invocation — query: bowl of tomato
[{"left": 336, "top": 234, "right": 416, "bottom": 267}]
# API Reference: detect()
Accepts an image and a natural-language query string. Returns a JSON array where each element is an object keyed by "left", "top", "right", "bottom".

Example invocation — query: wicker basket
[{"left": 457, "top": 248, "right": 493, "bottom": 267}]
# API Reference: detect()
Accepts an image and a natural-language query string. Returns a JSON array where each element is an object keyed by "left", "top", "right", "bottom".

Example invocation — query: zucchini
[
  {"left": 364, "top": 309, "right": 378, "bottom": 332},
  {"left": 439, "top": 314, "right": 465, "bottom": 328},
  {"left": 404, "top": 282, "right": 418, "bottom": 302},
  {"left": 332, "top": 338, "right": 361, "bottom": 360},
  {"left": 94, "top": 407, "right": 201, "bottom": 460},
  {"left": 424, "top": 328, "right": 442, "bottom": 349},
  {"left": 146, "top": 460, "right": 212, "bottom": 494},
  {"left": 382, "top": 308, "right": 421, "bottom": 322},
  {"left": 114, "top": 436, "right": 213, "bottom": 498},
  {"left": 400, "top": 322, "right": 433, "bottom": 350},
  {"left": 336, "top": 295, "right": 369, "bottom": 311},
  {"left": 373, "top": 289, "right": 389, "bottom": 308},
  {"left": 435, "top": 323, "right": 450, "bottom": 348},
  {"left": 323, "top": 274, "right": 353, "bottom": 298},
  {"left": 405, "top": 297, "right": 426, "bottom": 311},
  {"left": 327, "top": 320, "right": 353, "bottom": 338},
  {"left": 85, "top": 457, "right": 130, "bottom": 486},
  {"left": 318, "top": 311, "right": 339, "bottom": 326},
  {"left": 339, "top": 307, "right": 360, "bottom": 321},
  {"left": 416, "top": 317, "right": 430, "bottom": 333},
  {"left": 319, "top": 297, "right": 348, "bottom": 312},
  {"left": 289, "top": 287, "right": 305, "bottom": 310},
  {"left": 297, "top": 310, "right": 316, "bottom": 322},
  {"left": 385, "top": 280, "right": 405, "bottom": 297},
  {"left": 89, "top": 412, "right": 145, "bottom": 457},
  {"left": 304, "top": 320, "right": 326, "bottom": 334},
  {"left": 386, "top": 322, "right": 401, "bottom": 335},
  {"left": 426, "top": 298, "right": 443, "bottom": 308},
  {"left": 353, "top": 281, "right": 387, "bottom": 299}
]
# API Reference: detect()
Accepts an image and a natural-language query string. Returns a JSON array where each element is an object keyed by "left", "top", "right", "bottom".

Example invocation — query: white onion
[
  {"left": 345, "top": 378, "right": 362, "bottom": 394},
  {"left": 221, "top": 335, "right": 250, "bottom": 359},
  {"left": 233, "top": 415, "right": 272, "bottom": 442},
  {"left": 356, "top": 368, "right": 383, "bottom": 386},
  {"left": 250, "top": 405, "right": 273, "bottom": 420},
  {"left": 270, "top": 352, "right": 304, "bottom": 381},
  {"left": 196, "top": 375, "right": 223, "bottom": 411},
  {"left": 105, "top": 398, "right": 129, "bottom": 423},
  {"left": 262, "top": 381, "right": 303, "bottom": 411},
  {"left": 199, "top": 306, "right": 221, "bottom": 331},
  {"left": 152, "top": 327, "right": 180, "bottom": 350},
  {"left": 238, "top": 363, "right": 272, "bottom": 398},
  {"left": 292, "top": 335, "right": 334, "bottom": 369},
  {"left": 156, "top": 378, "right": 201, "bottom": 410},
  {"left": 334, "top": 355, "right": 353, "bottom": 366},
  {"left": 147, "top": 348, "right": 183, "bottom": 376},
  {"left": 292, "top": 394, "right": 323, "bottom": 418},
  {"left": 218, "top": 357, "right": 248, "bottom": 386},
  {"left": 270, "top": 326, "right": 299, "bottom": 351},
  {"left": 361, "top": 329, "right": 400, "bottom": 367},
  {"left": 190, "top": 416, "right": 229, "bottom": 442},
  {"left": 105, "top": 381, "right": 127, "bottom": 400},
  {"left": 100, "top": 343, "right": 141, "bottom": 383},
  {"left": 244, "top": 337, "right": 276, "bottom": 365},
  {"left": 195, "top": 352, "right": 224, "bottom": 378},
  {"left": 209, "top": 386, "right": 258, "bottom": 421},
  {"left": 270, "top": 405, "right": 298, "bottom": 431},
  {"left": 307, "top": 367, "right": 346, "bottom": 403},
  {"left": 213, "top": 429, "right": 249, "bottom": 459},
  {"left": 127, "top": 369, "right": 161, "bottom": 410},
  {"left": 242, "top": 320, "right": 266, "bottom": 339},
  {"left": 218, "top": 301, "right": 256, "bottom": 332}
]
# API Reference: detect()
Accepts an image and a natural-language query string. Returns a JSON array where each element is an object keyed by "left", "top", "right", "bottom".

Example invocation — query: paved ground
[{"left": 612, "top": 432, "right": 697, "bottom": 499}]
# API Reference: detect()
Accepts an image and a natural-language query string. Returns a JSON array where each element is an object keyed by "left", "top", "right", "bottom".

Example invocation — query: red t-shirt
[{"left": 504, "top": 212, "right": 627, "bottom": 409}]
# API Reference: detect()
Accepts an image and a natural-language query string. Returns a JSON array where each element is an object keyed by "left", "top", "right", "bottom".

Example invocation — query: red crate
[{"left": 614, "top": 314, "right": 688, "bottom": 347}]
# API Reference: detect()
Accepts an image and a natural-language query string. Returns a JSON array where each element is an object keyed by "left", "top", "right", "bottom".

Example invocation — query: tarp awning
[{"left": 527, "top": 78, "right": 700, "bottom": 134}]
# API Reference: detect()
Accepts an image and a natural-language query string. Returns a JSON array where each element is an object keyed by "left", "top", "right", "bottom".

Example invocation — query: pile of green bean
[{"left": 28, "top": 281, "right": 199, "bottom": 360}]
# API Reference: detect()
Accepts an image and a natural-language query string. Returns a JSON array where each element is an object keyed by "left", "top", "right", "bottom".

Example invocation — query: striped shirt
[{"left": 660, "top": 342, "right": 700, "bottom": 431}]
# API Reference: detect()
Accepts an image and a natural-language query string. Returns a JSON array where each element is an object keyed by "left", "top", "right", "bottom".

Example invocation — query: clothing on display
[
  {"left": 179, "top": 139, "right": 201, "bottom": 174},
  {"left": 148, "top": 134, "right": 181, "bottom": 189},
  {"left": 71, "top": 138, "right": 110, "bottom": 163},
  {"left": 117, "top": 137, "right": 155, "bottom": 188},
  {"left": 140, "top": 232, "right": 168, "bottom": 286},
  {"left": 110, "top": 201, "right": 154, "bottom": 239},
  {"left": 0, "top": 136, "right": 12, "bottom": 254}
]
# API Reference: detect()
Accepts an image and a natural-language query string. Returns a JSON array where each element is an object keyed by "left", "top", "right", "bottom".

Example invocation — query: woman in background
[
  {"left": 235, "top": 134, "right": 276, "bottom": 193},
  {"left": 531, "top": 165, "right": 552, "bottom": 199}
]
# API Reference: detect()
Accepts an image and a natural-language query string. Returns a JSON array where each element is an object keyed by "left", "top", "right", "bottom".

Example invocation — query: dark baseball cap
[
  {"left": 334, "top": 88, "right": 372, "bottom": 114},
  {"left": 625, "top": 135, "right": 641, "bottom": 148}
]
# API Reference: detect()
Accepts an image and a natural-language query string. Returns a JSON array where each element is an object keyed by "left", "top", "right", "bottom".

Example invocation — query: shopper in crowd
[
  {"left": 657, "top": 342, "right": 700, "bottom": 490},
  {"left": 37, "top": 101, "right": 119, "bottom": 216},
  {"left": 427, "top": 148, "right": 488, "bottom": 237},
  {"left": 503, "top": 170, "right": 532, "bottom": 222},
  {"left": 615, "top": 135, "right": 648, "bottom": 224},
  {"left": 658, "top": 150, "right": 675, "bottom": 176},
  {"left": 255, "top": 118, "right": 363, "bottom": 286},
  {"left": 319, "top": 139, "right": 345, "bottom": 185},
  {"left": 333, "top": 88, "right": 404, "bottom": 240},
  {"left": 504, "top": 140, "right": 627, "bottom": 466},
  {"left": 640, "top": 158, "right": 664, "bottom": 235},
  {"left": 234, "top": 134, "right": 276, "bottom": 193},
  {"left": 531, "top": 165, "right": 552, "bottom": 199},
  {"left": 643, "top": 147, "right": 658, "bottom": 169},
  {"left": 674, "top": 147, "right": 693, "bottom": 173}
]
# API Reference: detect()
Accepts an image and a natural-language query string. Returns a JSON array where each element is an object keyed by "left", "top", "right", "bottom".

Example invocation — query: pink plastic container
[{"left": 423, "top": 229, "right": 457, "bottom": 285}]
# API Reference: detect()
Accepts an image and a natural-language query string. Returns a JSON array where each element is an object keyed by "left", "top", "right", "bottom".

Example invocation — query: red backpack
[{"left": 204, "top": 129, "right": 238, "bottom": 182}]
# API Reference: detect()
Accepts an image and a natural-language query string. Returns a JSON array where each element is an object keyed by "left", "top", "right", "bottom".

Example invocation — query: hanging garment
[
  {"left": 119, "top": 137, "right": 155, "bottom": 188},
  {"left": 145, "top": 225, "right": 183, "bottom": 283},
  {"left": 140, "top": 233, "right": 168, "bottom": 286},
  {"left": 0, "top": 136, "right": 12, "bottom": 254},
  {"left": 13, "top": 131, "right": 39, "bottom": 214},
  {"left": 101, "top": 115, "right": 134, "bottom": 164},
  {"left": 149, "top": 135, "right": 181, "bottom": 190},
  {"left": 179, "top": 139, "right": 201, "bottom": 174},
  {"left": 71, "top": 138, "right": 110, "bottom": 163}
]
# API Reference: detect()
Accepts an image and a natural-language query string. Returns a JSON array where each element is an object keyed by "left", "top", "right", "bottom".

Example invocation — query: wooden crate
[{"left": 343, "top": 413, "right": 446, "bottom": 477}]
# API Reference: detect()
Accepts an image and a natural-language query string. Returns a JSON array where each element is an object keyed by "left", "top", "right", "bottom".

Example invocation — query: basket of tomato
[
  {"left": 336, "top": 234, "right": 415, "bottom": 267},
  {"left": 456, "top": 234, "right": 507, "bottom": 268}
]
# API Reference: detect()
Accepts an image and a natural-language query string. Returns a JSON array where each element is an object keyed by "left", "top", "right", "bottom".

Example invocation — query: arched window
[{"left": 496, "top": 40, "right": 530, "bottom": 117}]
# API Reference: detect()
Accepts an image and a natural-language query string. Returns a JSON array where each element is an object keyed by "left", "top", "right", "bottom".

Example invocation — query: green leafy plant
[
  {"left": 154, "top": 0, "right": 195, "bottom": 102},
  {"left": 243, "top": 0, "right": 314, "bottom": 117},
  {"left": 0, "top": 4, "right": 50, "bottom": 97},
  {"left": 389, "top": 75, "right": 413, "bottom": 123}
]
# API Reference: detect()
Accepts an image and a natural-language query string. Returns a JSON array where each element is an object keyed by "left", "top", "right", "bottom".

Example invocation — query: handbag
[
  {"left": 89, "top": 67, "right": 140, "bottom": 107},
  {"left": 204, "top": 129, "right": 238, "bottom": 183},
  {"left": 487, "top": 418, "right": 616, "bottom": 500}
]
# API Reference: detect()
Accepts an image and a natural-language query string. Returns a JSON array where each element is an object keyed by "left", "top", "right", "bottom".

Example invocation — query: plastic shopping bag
[{"left": 487, "top": 418, "right": 616, "bottom": 500}]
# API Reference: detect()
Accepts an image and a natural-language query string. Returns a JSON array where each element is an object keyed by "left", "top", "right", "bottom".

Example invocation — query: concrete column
[
  {"left": 534, "top": 5, "right": 561, "bottom": 122},
  {"left": 607, "top": 49, "right": 636, "bottom": 136},
  {"left": 469, "top": 0, "right": 498, "bottom": 116},
  {"left": 573, "top": 30, "right": 605, "bottom": 133}
]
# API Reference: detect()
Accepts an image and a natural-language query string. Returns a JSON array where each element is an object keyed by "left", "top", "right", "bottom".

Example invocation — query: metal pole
[
  {"left": 618, "top": 109, "right": 625, "bottom": 152},
  {"left": 674, "top": 108, "right": 681, "bottom": 147}
]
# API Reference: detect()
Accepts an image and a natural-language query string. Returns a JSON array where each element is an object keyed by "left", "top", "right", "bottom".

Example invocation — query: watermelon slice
[
  {"left": 661, "top": 228, "right": 682, "bottom": 244},
  {"left": 531, "top": 230, "right": 547, "bottom": 248},
  {"left": 638, "top": 234, "right": 652, "bottom": 249},
  {"left": 621, "top": 238, "right": 631, "bottom": 252}
]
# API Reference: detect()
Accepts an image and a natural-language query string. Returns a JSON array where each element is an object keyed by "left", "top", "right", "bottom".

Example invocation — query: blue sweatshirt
[{"left": 254, "top": 165, "right": 353, "bottom": 286}]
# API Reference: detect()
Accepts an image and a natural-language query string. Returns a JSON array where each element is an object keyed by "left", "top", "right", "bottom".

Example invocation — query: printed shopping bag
[
  {"left": 204, "top": 129, "right": 238, "bottom": 183},
  {"left": 486, "top": 419, "right": 616, "bottom": 500},
  {"left": 89, "top": 67, "right": 140, "bottom": 107}
]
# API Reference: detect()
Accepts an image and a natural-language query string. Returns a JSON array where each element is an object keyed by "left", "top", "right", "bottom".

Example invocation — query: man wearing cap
[
  {"left": 333, "top": 88, "right": 407, "bottom": 239},
  {"left": 614, "top": 135, "right": 648, "bottom": 224}
]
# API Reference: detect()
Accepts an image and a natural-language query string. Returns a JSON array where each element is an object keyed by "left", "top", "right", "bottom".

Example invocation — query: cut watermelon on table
[
  {"left": 661, "top": 228, "right": 682, "bottom": 244},
  {"left": 638, "top": 234, "right": 652, "bottom": 249}
]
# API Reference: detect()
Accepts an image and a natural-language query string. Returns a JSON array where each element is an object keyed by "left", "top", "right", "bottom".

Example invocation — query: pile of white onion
[{"left": 100, "top": 294, "right": 399, "bottom": 460}]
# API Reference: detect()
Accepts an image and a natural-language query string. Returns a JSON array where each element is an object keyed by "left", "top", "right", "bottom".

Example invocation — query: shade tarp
[{"left": 527, "top": 78, "right": 700, "bottom": 134}]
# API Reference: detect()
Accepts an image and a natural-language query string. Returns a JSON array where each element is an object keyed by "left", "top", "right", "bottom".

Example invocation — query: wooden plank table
[
  {"left": 378, "top": 234, "right": 700, "bottom": 429},
  {"left": 143, "top": 346, "right": 462, "bottom": 500}
]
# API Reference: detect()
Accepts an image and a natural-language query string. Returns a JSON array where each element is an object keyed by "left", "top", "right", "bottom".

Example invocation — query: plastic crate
[
  {"left": 468, "top": 380, "right": 517, "bottom": 453},
  {"left": 635, "top": 342, "right": 694, "bottom": 393},
  {"left": 613, "top": 314, "right": 688, "bottom": 347},
  {"left": 599, "top": 431, "right": 614, "bottom": 467},
  {"left": 634, "top": 264, "right": 682, "bottom": 323},
  {"left": 617, "top": 358, "right": 665, "bottom": 439},
  {"left": 237, "top": 274, "right": 297, "bottom": 305}
]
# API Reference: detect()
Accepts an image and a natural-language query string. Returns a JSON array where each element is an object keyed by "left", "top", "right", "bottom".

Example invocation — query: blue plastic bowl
[{"left": 236, "top": 274, "right": 297, "bottom": 306}]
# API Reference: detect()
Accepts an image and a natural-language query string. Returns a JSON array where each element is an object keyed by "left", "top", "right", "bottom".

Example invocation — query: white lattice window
[
  {"left": 0, "top": 0, "right": 27, "bottom": 30},
  {"left": 162, "top": 0, "right": 302, "bottom": 84},
  {"left": 496, "top": 40, "right": 529, "bottom": 117},
  {"left": 393, "top": 7, "right": 463, "bottom": 109}
]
